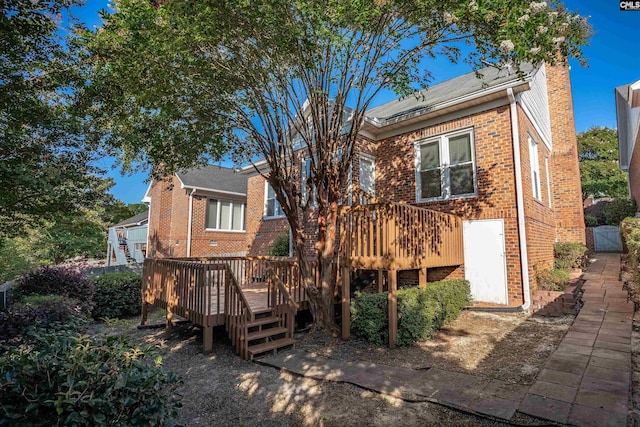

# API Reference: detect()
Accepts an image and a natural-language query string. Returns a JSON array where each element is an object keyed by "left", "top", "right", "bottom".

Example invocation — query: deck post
[
  {"left": 140, "top": 301, "right": 149, "bottom": 325},
  {"left": 377, "top": 270, "right": 384, "bottom": 292},
  {"left": 388, "top": 269, "right": 398, "bottom": 349},
  {"left": 418, "top": 267, "right": 427, "bottom": 289},
  {"left": 203, "top": 325, "right": 213, "bottom": 352},
  {"left": 341, "top": 266, "right": 351, "bottom": 340}
]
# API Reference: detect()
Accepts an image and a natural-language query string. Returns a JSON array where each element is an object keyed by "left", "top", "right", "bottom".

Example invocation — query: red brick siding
[
  {"left": 189, "top": 195, "right": 248, "bottom": 256},
  {"left": 375, "top": 107, "right": 525, "bottom": 306},
  {"left": 517, "top": 105, "right": 556, "bottom": 290},
  {"left": 546, "top": 64, "right": 585, "bottom": 244},
  {"left": 246, "top": 175, "right": 290, "bottom": 256}
]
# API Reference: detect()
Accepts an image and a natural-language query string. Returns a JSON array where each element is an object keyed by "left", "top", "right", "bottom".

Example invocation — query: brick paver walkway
[
  {"left": 518, "top": 253, "right": 632, "bottom": 426},
  {"left": 259, "top": 253, "right": 633, "bottom": 426}
]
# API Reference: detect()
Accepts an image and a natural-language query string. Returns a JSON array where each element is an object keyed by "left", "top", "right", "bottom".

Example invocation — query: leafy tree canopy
[
  {"left": 577, "top": 126, "right": 628, "bottom": 200},
  {"left": 81, "top": 0, "right": 591, "bottom": 326},
  {"left": 0, "top": 0, "right": 111, "bottom": 238}
]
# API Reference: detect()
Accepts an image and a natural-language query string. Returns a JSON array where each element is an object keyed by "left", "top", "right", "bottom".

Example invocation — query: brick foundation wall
[{"left": 546, "top": 64, "right": 585, "bottom": 244}]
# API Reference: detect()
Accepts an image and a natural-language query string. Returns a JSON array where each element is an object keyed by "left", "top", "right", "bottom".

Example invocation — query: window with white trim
[
  {"left": 359, "top": 155, "right": 376, "bottom": 201},
  {"left": 265, "top": 183, "right": 284, "bottom": 218},
  {"left": 206, "top": 199, "right": 245, "bottom": 231},
  {"left": 301, "top": 157, "right": 316, "bottom": 207},
  {"left": 529, "top": 135, "right": 542, "bottom": 201},
  {"left": 416, "top": 130, "right": 476, "bottom": 201},
  {"left": 545, "top": 157, "right": 552, "bottom": 207}
]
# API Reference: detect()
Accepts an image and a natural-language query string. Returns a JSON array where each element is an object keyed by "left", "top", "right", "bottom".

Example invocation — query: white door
[{"left": 463, "top": 219, "right": 508, "bottom": 304}]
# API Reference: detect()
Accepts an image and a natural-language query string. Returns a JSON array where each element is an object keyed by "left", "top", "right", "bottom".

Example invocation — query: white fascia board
[
  {"left": 180, "top": 184, "right": 246, "bottom": 197},
  {"left": 142, "top": 183, "right": 152, "bottom": 203}
]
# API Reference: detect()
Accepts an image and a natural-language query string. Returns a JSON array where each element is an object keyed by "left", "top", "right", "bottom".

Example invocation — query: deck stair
[{"left": 225, "top": 268, "right": 297, "bottom": 360}]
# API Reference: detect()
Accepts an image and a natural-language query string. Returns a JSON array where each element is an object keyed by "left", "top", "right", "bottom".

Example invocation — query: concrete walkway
[
  {"left": 518, "top": 253, "right": 633, "bottom": 426},
  {"left": 258, "top": 253, "right": 634, "bottom": 426}
]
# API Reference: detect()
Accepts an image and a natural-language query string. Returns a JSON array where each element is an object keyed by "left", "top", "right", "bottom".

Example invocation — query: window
[
  {"left": 416, "top": 130, "right": 475, "bottom": 201},
  {"left": 358, "top": 155, "right": 375, "bottom": 204},
  {"left": 206, "top": 199, "right": 245, "bottom": 231},
  {"left": 545, "top": 157, "right": 552, "bottom": 207},
  {"left": 265, "top": 183, "right": 284, "bottom": 218},
  {"left": 529, "top": 135, "right": 542, "bottom": 201}
]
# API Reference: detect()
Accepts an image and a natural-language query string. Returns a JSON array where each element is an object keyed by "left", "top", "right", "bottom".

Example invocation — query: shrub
[
  {"left": 604, "top": 198, "right": 637, "bottom": 226},
  {"left": 0, "top": 331, "right": 181, "bottom": 426},
  {"left": 0, "top": 295, "right": 87, "bottom": 345},
  {"left": 554, "top": 242, "right": 587, "bottom": 270},
  {"left": 351, "top": 279, "right": 471, "bottom": 346},
  {"left": 584, "top": 215, "right": 598, "bottom": 227},
  {"left": 536, "top": 268, "right": 571, "bottom": 291},
  {"left": 92, "top": 272, "right": 142, "bottom": 320},
  {"left": 268, "top": 234, "right": 290, "bottom": 256},
  {"left": 621, "top": 218, "right": 640, "bottom": 285},
  {"left": 12, "top": 266, "right": 95, "bottom": 314}
]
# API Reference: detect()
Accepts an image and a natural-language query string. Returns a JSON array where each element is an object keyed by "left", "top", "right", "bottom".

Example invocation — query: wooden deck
[{"left": 209, "top": 282, "right": 307, "bottom": 315}]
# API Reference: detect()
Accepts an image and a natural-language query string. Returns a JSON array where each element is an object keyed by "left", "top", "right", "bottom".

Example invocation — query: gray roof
[
  {"left": 176, "top": 165, "right": 247, "bottom": 195},
  {"left": 366, "top": 63, "right": 536, "bottom": 122},
  {"left": 113, "top": 211, "right": 148, "bottom": 228}
]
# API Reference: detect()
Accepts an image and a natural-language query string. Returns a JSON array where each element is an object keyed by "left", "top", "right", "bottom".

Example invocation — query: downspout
[
  {"left": 470, "top": 88, "right": 531, "bottom": 312},
  {"left": 186, "top": 188, "right": 196, "bottom": 257}
]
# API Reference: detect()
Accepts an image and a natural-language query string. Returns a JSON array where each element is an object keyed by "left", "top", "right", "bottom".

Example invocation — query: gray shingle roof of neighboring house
[
  {"left": 365, "top": 63, "right": 536, "bottom": 122},
  {"left": 176, "top": 165, "right": 248, "bottom": 195},
  {"left": 113, "top": 211, "right": 149, "bottom": 228}
]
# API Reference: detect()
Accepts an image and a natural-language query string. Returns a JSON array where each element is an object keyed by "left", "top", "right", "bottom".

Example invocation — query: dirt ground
[{"left": 94, "top": 307, "right": 571, "bottom": 426}]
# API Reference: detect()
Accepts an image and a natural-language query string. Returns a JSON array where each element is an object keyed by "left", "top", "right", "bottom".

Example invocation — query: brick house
[
  {"left": 242, "top": 62, "right": 585, "bottom": 308},
  {"left": 145, "top": 165, "right": 249, "bottom": 258},
  {"left": 616, "top": 79, "right": 640, "bottom": 212}
]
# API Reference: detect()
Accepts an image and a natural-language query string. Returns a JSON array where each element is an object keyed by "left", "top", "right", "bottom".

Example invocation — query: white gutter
[
  {"left": 508, "top": 88, "right": 531, "bottom": 311},
  {"left": 186, "top": 188, "right": 196, "bottom": 257}
]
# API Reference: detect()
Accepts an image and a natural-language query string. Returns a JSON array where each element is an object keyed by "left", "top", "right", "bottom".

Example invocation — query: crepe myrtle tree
[{"left": 81, "top": 0, "right": 591, "bottom": 329}]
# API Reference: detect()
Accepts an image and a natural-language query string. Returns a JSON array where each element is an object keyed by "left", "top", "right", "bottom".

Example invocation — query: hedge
[
  {"left": 351, "top": 279, "right": 471, "bottom": 346},
  {"left": 12, "top": 266, "right": 95, "bottom": 315},
  {"left": 621, "top": 217, "right": 640, "bottom": 286},
  {"left": 92, "top": 272, "right": 142, "bottom": 320},
  {"left": 554, "top": 242, "right": 587, "bottom": 270},
  {"left": 535, "top": 268, "right": 571, "bottom": 291}
]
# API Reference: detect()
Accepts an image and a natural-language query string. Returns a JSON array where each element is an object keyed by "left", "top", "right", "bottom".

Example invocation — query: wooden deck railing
[
  {"left": 266, "top": 268, "right": 298, "bottom": 342},
  {"left": 168, "top": 256, "right": 311, "bottom": 305},
  {"left": 142, "top": 258, "right": 226, "bottom": 328},
  {"left": 224, "top": 269, "right": 253, "bottom": 359},
  {"left": 339, "top": 202, "right": 464, "bottom": 270}
]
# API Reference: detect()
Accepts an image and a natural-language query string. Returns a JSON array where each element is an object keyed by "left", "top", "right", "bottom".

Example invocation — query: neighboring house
[
  {"left": 107, "top": 211, "right": 149, "bottom": 266},
  {"left": 616, "top": 79, "right": 640, "bottom": 213},
  {"left": 145, "top": 165, "right": 249, "bottom": 258},
  {"left": 242, "top": 62, "right": 585, "bottom": 308}
]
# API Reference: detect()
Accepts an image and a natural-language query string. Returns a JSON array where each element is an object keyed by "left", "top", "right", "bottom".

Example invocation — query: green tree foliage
[
  {"left": 81, "top": 0, "right": 591, "bottom": 327},
  {"left": 0, "top": 0, "right": 111, "bottom": 238},
  {"left": 577, "top": 127, "right": 628, "bottom": 200}
]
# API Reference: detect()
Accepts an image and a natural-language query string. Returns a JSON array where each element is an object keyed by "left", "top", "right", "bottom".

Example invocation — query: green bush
[
  {"left": 584, "top": 215, "right": 598, "bottom": 227},
  {"left": 554, "top": 242, "right": 587, "bottom": 270},
  {"left": 604, "top": 198, "right": 637, "bottom": 226},
  {"left": 92, "top": 272, "right": 142, "bottom": 320},
  {"left": 351, "top": 279, "right": 471, "bottom": 346},
  {"left": 12, "top": 266, "right": 95, "bottom": 315},
  {"left": 0, "top": 331, "right": 181, "bottom": 426},
  {"left": 267, "top": 233, "right": 290, "bottom": 256},
  {"left": 536, "top": 268, "right": 571, "bottom": 291},
  {"left": 0, "top": 295, "right": 87, "bottom": 345},
  {"left": 621, "top": 218, "right": 640, "bottom": 285}
]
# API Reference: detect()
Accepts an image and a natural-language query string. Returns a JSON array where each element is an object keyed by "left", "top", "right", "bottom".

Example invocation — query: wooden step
[
  {"left": 247, "top": 316, "right": 281, "bottom": 328},
  {"left": 247, "top": 326, "right": 287, "bottom": 341},
  {"left": 252, "top": 307, "right": 273, "bottom": 316},
  {"left": 248, "top": 337, "right": 296, "bottom": 358}
]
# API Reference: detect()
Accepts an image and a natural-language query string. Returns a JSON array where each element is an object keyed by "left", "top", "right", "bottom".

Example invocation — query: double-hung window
[
  {"left": 207, "top": 199, "right": 245, "bottom": 231},
  {"left": 417, "top": 130, "right": 476, "bottom": 201},
  {"left": 265, "top": 183, "right": 284, "bottom": 218},
  {"left": 529, "top": 135, "right": 542, "bottom": 201},
  {"left": 301, "top": 157, "right": 316, "bottom": 207}
]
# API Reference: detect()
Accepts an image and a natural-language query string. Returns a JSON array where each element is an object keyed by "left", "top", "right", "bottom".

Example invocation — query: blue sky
[{"left": 76, "top": 1, "right": 639, "bottom": 204}]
